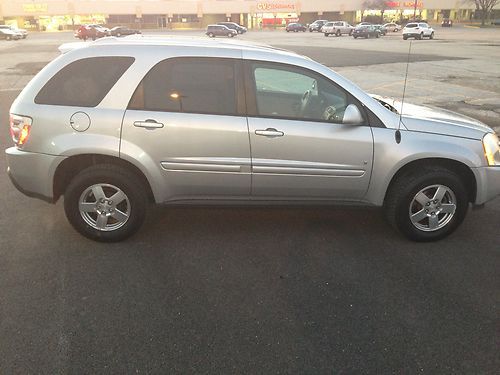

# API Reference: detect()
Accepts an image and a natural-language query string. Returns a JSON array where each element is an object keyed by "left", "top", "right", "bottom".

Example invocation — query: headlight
[{"left": 483, "top": 132, "right": 500, "bottom": 166}]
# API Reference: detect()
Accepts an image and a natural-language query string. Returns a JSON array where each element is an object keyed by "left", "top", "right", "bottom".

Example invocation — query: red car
[{"left": 74, "top": 25, "right": 109, "bottom": 41}]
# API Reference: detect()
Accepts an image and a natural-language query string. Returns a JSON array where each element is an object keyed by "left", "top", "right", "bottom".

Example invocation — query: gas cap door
[{"left": 70, "top": 111, "right": 91, "bottom": 132}]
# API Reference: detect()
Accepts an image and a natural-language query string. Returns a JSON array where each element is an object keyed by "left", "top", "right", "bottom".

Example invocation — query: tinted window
[
  {"left": 250, "top": 62, "right": 355, "bottom": 124},
  {"left": 129, "top": 57, "right": 237, "bottom": 116},
  {"left": 35, "top": 56, "right": 134, "bottom": 107},
  {"left": 406, "top": 23, "right": 418, "bottom": 28}
]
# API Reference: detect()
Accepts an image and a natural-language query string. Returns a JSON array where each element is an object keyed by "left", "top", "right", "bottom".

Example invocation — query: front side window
[
  {"left": 128, "top": 57, "right": 237, "bottom": 116},
  {"left": 35, "top": 56, "right": 134, "bottom": 107},
  {"left": 249, "top": 62, "right": 356, "bottom": 124}
]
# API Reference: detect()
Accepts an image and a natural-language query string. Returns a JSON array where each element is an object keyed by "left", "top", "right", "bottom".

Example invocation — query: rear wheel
[
  {"left": 430, "top": 32, "right": 434, "bottom": 39},
  {"left": 336, "top": 30, "right": 341, "bottom": 37},
  {"left": 208, "top": 32, "right": 214, "bottom": 38},
  {"left": 419, "top": 32, "right": 423, "bottom": 40},
  {"left": 384, "top": 167, "right": 469, "bottom": 242},
  {"left": 324, "top": 33, "right": 328, "bottom": 37},
  {"left": 64, "top": 164, "right": 148, "bottom": 242},
  {"left": 116, "top": 32, "right": 121, "bottom": 37},
  {"left": 6, "top": 35, "right": 11, "bottom": 41}
]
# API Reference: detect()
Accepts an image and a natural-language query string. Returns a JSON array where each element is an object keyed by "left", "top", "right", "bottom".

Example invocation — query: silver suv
[{"left": 6, "top": 37, "right": 500, "bottom": 242}]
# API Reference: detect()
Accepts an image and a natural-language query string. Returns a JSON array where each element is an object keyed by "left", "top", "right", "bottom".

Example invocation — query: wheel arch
[
  {"left": 53, "top": 154, "right": 155, "bottom": 203},
  {"left": 383, "top": 158, "right": 477, "bottom": 205}
]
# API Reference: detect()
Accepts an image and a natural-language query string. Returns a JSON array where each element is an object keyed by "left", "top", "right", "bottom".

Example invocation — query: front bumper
[
  {"left": 474, "top": 166, "right": 500, "bottom": 205},
  {"left": 5, "top": 147, "right": 65, "bottom": 203}
]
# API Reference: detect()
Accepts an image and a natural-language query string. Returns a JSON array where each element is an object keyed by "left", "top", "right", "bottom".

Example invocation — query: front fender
[{"left": 366, "top": 128, "right": 485, "bottom": 206}]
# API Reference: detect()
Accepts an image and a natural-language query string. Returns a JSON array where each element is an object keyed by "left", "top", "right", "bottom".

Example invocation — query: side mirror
[{"left": 342, "top": 104, "right": 364, "bottom": 125}]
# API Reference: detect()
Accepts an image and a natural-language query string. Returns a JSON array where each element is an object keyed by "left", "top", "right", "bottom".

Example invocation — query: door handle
[
  {"left": 133, "top": 119, "right": 164, "bottom": 129},
  {"left": 255, "top": 128, "right": 284, "bottom": 137}
]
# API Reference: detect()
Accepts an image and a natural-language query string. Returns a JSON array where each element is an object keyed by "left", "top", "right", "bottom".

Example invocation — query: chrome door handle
[
  {"left": 133, "top": 119, "right": 164, "bottom": 129},
  {"left": 255, "top": 128, "right": 284, "bottom": 137}
]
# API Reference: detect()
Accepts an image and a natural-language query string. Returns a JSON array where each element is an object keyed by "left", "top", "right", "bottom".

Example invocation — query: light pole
[{"left": 413, "top": 0, "right": 418, "bottom": 20}]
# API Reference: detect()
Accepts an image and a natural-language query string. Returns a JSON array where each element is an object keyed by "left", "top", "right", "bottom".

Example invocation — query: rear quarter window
[{"left": 34, "top": 56, "right": 134, "bottom": 107}]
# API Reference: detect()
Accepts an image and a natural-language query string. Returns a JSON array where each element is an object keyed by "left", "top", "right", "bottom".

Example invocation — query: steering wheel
[{"left": 299, "top": 90, "right": 312, "bottom": 117}]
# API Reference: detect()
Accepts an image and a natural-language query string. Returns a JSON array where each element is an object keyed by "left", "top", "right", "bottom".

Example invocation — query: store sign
[
  {"left": 386, "top": 1, "right": 424, "bottom": 8},
  {"left": 257, "top": 2, "right": 296, "bottom": 12},
  {"left": 22, "top": 3, "right": 48, "bottom": 13}
]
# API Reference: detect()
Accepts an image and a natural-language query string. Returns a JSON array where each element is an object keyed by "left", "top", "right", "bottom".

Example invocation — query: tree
[
  {"left": 362, "top": 0, "right": 391, "bottom": 23},
  {"left": 470, "top": 0, "right": 499, "bottom": 25}
]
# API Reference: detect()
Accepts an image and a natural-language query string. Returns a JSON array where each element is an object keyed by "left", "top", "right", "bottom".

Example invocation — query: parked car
[
  {"left": 373, "top": 24, "right": 387, "bottom": 36},
  {"left": 492, "top": 19, "right": 500, "bottom": 25},
  {"left": 206, "top": 24, "right": 237, "bottom": 38},
  {"left": 0, "top": 28, "right": 21, "bottom": 40},
  {"left": 356, "top": 22, "right": 372, "bottom": 27},
  {"left": 441, "top": 19, "right": 453, "bottom": 27},
  {"left": 286, "top": 23, "right": 307, "bottom": 32},
  {"left": 74, "top": 25, "right": 108, "bottom": 41},
  {"left": 403, "top": 22, "right": 435, "bottom": 40},
  {"left": 322, "top": 21, "right": 354, "bottom": 36},
  {"left": 6, "top": 37, "right": 500, "bottom": 242},
  {"left": 352, "top": 25, "right": 380, "bottom": 38},
  {"left": 0, "top": 25, "right": 27, "bottom": 39},
  {"left": 110, "top": 26, "right": 141, "bottom": 37},
  {"left": 308, "top": 20, "right": 328, "bottom": 32},
  {"left": 383, "top": 22, "right": 400, "bottom": 32},
  {"left": 217, "top": 22, "right": 247, "bottom": 34}
]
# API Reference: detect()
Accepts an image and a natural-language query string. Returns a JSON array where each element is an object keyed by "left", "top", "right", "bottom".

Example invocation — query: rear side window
[
  {"left": 128, "top": 57, "right": 237, "bottom": 116},
  {"left": 35, "top": 56, "right": 134, "bottom": 107}
]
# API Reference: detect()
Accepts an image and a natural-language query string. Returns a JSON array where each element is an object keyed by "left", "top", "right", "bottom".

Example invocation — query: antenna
[{"left": 396, "top": 39, "right": 413, "bottom": 144}]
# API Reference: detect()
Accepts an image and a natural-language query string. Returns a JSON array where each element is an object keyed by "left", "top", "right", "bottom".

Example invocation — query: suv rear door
[{"left": 121, "top": 56, "right": 251, "bottom": 202}]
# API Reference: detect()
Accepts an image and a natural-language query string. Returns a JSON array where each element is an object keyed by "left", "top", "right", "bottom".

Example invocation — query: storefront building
[{"left": 0, "top": 0, "right": 498, "bottom": 31}]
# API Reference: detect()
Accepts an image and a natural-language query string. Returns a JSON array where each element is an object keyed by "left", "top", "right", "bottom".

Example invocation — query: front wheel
[
  {"left": 324, "top": 33, "right": 329, "bottom": 37},
  {"left": 208, "top": 32, "right": 214, "bottom": 38},
  {"left": 64, "top": 164, "right": 147, "bottom": 242},
  {"left": 384, "top": 167, "right": 469, "bottom": 242},
  {"left": 403, "top": 35, "right": 408, "bottom": 40}
]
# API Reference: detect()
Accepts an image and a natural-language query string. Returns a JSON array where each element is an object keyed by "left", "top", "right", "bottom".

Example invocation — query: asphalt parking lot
[{"left": 1, "top": 27, "right": 499, "bottom": 373}]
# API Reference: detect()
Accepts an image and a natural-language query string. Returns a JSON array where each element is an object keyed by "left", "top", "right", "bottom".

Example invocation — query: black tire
[
  {"left": 336, "top": 30, "right": 341, "bottom": 37},
  {"left": 324, "top": 33, "right": 329, "bottom": 37},
  {"left": 64, "top": 164, "right": 148, "bottom": 242},
  {"left": 384, "top": 166, "right": 469, "bottom": 242},
  {"left": 349, "top": 30, "right": 353, "bottom": 36},
  {"left": 430, "top": 32, "right": 434, "bottom": 39},
  {"left": 419, "top": 32, "right": 423, "bottom": 40},
  {"left": 403, "top": 35, "right": 408, "bottom": 40},
  {"left": 6, "top": 35, "right": 11, "bottom": 41},
  {"left": 116, "top": 32, "right": 121, "bottom": 37},
  {"left": 208, "top": 32, "right": 214, "bottom": 38},
  {"left": 353, "top": 35, "right": 357, "bottom": 39}
]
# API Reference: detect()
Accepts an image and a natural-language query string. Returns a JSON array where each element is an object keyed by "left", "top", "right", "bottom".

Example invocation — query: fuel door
[{"left": 70, "top": 111, "right": 91, "bottom": 132}]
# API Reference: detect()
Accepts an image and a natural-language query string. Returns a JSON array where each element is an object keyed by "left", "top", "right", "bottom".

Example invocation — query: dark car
[
  {"left": 491, "top": 19, "right": 500, "bottom": 25},
  {"left": 206, "top": 24, "right": 237, "bottom": 38},
  {"left": 110, "top": 26, "right": 141, "bottom": 37},
  {"left": 373, "top": 24, "right": 387, "bottom": 35},
  {"left": 286, "top": 23, "right": 307, "bottom": 32},
  {"left": 442, "top": 19, "right": 453, "bottom": 27},
  {"left": 74, "top": 25, "right": 108, "bottom": 41},
  {"left": 352, "top": 25, "right": 380, "bottom": 39},
  {"left": 217, "top": 22, "right": 247, "bottom": 34},
  {"left": 308, "top": 20, "right": 328, "bottom": 32}
]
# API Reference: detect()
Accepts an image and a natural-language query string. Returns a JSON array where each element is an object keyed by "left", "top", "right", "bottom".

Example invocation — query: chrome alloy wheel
[
  {"left": 78, "top": 183, "right": 130, "bottom": 231},
  {"left": 409, "top": 184, "right": 457, "bottom": 232}
]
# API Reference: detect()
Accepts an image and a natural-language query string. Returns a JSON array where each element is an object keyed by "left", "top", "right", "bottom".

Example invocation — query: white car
[
  {"left": 0, "top": 28, "right": 21, "bottom": 40},
  {"left": 322, "top": 21, "right": 354, "bottom": 37},
  {"left": 383, "top": 23, "right": 400, "bottom": 32},
  {"left": 403, "top": 22, "right": 434, "bottom": 40},
  {"left": 0, "top": 25, "right": 28, "bottom": 38}
]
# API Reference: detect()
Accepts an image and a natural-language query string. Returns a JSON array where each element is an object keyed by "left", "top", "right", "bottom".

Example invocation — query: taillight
[{"left": 9, "top": 114, "right": 32, "bottom": 147}]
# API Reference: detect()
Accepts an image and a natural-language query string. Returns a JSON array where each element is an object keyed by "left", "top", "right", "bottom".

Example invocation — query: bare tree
[
  {"left": 470, "top": 0, "right": 499, "bottom": 25},
  {"left": 362, "top": 0, "right": 390, "bottom": 23}
]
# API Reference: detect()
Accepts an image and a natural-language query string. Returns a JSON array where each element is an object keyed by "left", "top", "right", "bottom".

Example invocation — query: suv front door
[
  {"left": 244, "top": 61, "right": 374, "bottom": 200},
  {"left": 121, "top": 57, "right": 251, "bottom": 202}
]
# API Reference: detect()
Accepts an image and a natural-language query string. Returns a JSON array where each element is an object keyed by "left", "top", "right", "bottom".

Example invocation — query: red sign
[{"left": 385, "top": 1, "right": 424, "bottom": 8}]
